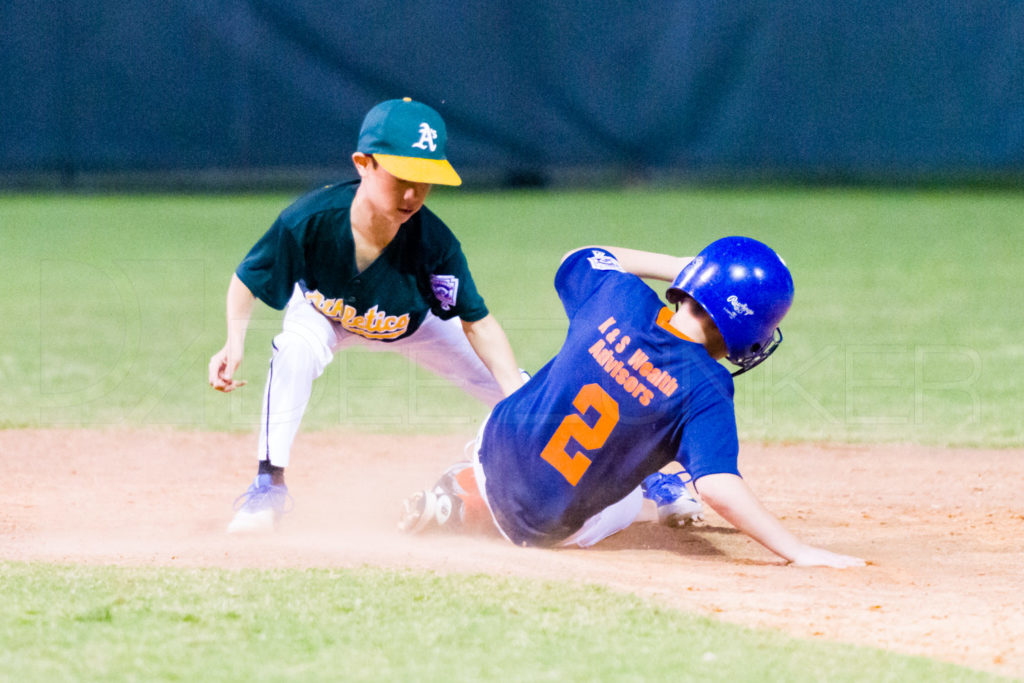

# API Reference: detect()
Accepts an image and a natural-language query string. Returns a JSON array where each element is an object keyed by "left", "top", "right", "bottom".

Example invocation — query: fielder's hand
[{"left": 208, "top": 345, "right": 247, "bottom": 393}]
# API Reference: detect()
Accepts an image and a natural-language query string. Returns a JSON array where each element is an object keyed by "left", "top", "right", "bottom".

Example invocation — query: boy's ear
[{"left": 352, "top": 153, "right": 379, "bottom": 177}]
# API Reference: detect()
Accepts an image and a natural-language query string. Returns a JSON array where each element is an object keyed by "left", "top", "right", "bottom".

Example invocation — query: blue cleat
[
  {"left": 642, "top": 472, "right": 704, "bottom": 527},
  {"left": 226, "top": 473, "right": 293, "bottom": 533}
]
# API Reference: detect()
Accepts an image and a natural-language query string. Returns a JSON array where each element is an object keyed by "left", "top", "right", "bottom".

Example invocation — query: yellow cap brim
[{"left": 374, "top": 154, "right": 462, "bottom": 186}]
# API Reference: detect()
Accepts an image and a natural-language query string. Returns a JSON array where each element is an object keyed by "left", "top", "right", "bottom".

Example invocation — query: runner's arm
[
  {"left": 561, "top": 246, "right": 692, "bottom": 282},
  {"left": 695, "top": 473, "right": 866, "bottom": 568}
]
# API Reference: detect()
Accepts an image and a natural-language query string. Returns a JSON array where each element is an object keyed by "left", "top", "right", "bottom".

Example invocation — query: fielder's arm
[
  {"left": 694, "top": 473, "right": 866, "bottom": 569},
  {"left": 562, "top": 246, "right": 692, "bottom": 282},
  {"left": 462, "top": 314, "right": 526, "bottom": 397},
  {"left": 208, "top": 273, "right": 256, "bottom": 393}
]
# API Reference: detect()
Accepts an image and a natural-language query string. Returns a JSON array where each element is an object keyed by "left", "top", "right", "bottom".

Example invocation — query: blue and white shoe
[
  {"left": 642, "top": 472, "right": 704, "bottom": 527},
  {"left": 226, "top": 473, "right": 293, "bottom": 533}
]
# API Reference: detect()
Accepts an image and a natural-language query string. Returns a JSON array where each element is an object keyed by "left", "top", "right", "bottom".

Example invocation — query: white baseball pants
[{"left": 257, "top": 286, "right": 504, "bottom": 467}]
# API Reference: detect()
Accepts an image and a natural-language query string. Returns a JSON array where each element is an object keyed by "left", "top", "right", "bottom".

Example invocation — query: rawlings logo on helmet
[{"left": 725, "top": 295, "right": 754, "bottom": 319}]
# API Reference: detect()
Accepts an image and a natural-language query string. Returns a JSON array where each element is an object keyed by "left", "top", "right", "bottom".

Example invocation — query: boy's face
[{"left": 353, "top": 153, "right": 432, "bottom": 224}]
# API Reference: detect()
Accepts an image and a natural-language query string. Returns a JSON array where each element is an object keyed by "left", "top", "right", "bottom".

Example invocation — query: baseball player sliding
[
  {"left": 208, "top": 98, "right": 527, "bottom": 533},
  {"left": 400, "top": 238, "right": 866, "bottom": 568}
]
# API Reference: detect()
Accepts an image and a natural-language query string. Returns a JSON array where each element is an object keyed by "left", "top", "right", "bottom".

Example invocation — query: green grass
[
  {"left": 0, "top": 562, "right": 1004, "bottom": 682},
  {"left": 1, "top": 187, "right": 1021, "bottom": 445}
]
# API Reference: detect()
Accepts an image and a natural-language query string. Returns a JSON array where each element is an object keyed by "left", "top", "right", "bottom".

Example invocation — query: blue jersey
[{"left": 479, "top": 249, "right": 740, "bottom": 546}]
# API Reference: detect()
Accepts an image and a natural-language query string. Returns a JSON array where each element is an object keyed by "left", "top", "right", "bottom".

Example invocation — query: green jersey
[{"left": 236, "top": 180, "right": 488, "bottom": 342}]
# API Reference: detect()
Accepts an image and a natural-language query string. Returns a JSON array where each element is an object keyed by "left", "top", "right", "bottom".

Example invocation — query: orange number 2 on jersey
[{"left": 539, "top": 383, "right": 620, "bottom": 486}]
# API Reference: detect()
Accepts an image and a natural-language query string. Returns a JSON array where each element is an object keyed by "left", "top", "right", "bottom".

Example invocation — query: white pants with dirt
[{"left": 258, "top": 286, "right": 504, "bottom": 467}]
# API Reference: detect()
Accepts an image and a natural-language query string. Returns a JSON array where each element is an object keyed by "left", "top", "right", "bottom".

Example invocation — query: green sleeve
[{"left": 235, "top": 217, "right": 306, "bottom": 310}]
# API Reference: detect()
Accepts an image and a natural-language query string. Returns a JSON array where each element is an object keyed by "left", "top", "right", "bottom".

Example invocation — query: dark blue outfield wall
[{"left": 3, "top": 2, "right": 1023, "bottom": 187}]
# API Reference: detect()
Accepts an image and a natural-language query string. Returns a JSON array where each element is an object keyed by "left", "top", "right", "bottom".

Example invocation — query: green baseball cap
[{"left": 357, "top": 98, "right": 462, "bottom": 186}]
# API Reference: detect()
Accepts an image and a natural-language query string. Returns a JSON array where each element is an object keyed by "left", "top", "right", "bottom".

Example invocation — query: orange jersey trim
[{"left": 655, "top": 307, "right": 694, "bottom": 342}]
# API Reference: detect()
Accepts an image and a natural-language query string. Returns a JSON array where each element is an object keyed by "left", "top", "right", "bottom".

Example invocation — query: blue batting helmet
[{"left": 666, "top": 236, "right": 794, "bottom": 376}]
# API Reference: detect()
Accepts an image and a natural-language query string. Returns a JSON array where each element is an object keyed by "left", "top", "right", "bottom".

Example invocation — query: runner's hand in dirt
[{"left": 787, "top": 545, "right": 866, "bottom": 568}]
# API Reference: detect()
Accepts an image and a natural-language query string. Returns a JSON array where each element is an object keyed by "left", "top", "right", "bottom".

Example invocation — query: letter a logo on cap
[{"left": 412, "top": 123, "right": 438, "bottom": 152}]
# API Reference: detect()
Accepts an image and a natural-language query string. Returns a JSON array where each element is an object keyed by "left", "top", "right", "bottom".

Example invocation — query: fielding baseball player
[
  {"left": 400, "top": 238, "right": 866, "bottom": 568},
  {"left": 209, "top": 98, "right": 526, "bottom": 533}
]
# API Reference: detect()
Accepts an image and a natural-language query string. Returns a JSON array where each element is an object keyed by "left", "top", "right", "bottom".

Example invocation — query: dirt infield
[{"left": 3, "top": 428, "right": 1022, "bottom": 677}]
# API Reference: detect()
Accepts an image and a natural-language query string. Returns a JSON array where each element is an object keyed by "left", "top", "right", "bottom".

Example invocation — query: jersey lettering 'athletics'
[{"left": 479, "top": 249, "right": 740, "bottom": 546}]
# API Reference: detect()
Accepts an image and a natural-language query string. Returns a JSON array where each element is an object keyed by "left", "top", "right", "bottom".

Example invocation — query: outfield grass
[
  {"left": 0, "top": 188, "right": 1020, "bottom": 445},
  {"left": 0, "top": 562, "right": 1005, "bottom": 682}
]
